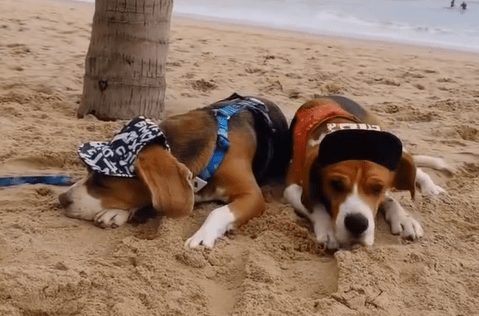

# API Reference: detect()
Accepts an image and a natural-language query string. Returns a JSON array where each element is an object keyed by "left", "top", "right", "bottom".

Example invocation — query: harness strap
[
  {"left": 197, "top": 105, "right": 236, "bottom": 182},
  {"left": 195, "top": 96, "right": 275, "bottom": 192}
]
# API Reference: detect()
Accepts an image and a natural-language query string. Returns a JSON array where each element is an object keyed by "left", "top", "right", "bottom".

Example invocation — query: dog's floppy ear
[
  {"left": 301, "top": 155, "right": 323, "bottom": 211},
  {"left": 392, "top": 151, "right": 416, "bottom": 199},
  {"left": 135, "top": 145, "right": 194, "bottom": 218}
]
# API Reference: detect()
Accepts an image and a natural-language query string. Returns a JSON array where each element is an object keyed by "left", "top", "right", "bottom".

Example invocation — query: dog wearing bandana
[
  {"left": 59, "top": 93, "right": 290, "bottom": 248},
  {"left": 283, "top": 96, "right": 451, "bottom": 250}
]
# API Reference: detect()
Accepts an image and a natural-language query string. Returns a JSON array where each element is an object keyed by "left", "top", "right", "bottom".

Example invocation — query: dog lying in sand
[
  {"left": 283, "top": 96, "right": 452, "bottom": 250},
  {"left": 59, "top": 93, "right": 290, "bottom": 248}
]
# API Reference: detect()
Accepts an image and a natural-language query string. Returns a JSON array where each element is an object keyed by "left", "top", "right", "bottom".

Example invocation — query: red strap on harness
[{"left": 290, "top": 103, "right": 356, "bottom": 185}]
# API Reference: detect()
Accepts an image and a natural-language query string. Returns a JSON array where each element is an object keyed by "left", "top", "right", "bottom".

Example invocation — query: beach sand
[{"left": 1, "top": 0, "right": 479, "bottom": 315}]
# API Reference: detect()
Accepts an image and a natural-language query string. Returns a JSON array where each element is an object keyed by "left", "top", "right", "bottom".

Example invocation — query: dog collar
[{"left": 78, "top": 116, "right": 170, "bottom": 177}]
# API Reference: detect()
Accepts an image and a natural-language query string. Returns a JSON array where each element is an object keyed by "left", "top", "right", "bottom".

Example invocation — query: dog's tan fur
[
  {"left": 284, "top": 96, "right": 449, "bottom": 249},
  {"left": 59, "top": 95, "right": 290, "bottom": 248}
]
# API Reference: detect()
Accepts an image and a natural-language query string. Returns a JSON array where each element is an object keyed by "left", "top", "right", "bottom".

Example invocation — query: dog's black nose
[
  {"left": 344, "top": 213, "right": 369, "bottom": 237},
  {"left": 58, "top": 192, "right": 72, "bottom": 208}
]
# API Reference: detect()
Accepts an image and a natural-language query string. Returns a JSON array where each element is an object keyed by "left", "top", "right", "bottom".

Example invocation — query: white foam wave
[{"left": 73, "top": 0, "right": 479, "bottom": 52}]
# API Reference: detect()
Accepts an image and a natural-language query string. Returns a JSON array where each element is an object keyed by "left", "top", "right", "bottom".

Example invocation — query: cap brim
[{"left": 317, "top": 129, "right": 403, "bottom": 170}]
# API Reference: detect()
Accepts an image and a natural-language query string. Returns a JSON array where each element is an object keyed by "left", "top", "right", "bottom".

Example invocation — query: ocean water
[{"left": 80, "top": 0, "right": 479, "bottom": 52}]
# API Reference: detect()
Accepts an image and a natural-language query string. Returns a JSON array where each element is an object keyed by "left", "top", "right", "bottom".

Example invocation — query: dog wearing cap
[
  {"left": 59, "top": 93, "right": 290, "bottom": 248},
  {"left": 283, "top": 96, "right": 451, "bottom": 250}
]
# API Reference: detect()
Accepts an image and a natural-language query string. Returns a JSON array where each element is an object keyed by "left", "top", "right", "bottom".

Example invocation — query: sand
[{"left": 1, "top": 0, "right": 479, "bottom": 315}]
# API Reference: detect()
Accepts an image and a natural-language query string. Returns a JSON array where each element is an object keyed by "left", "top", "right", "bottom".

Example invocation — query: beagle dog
[
  {"left": 283, "top": 96, "right": 451, "bottom": 250},
  {"left": 59, "top": 93, "right": 290, "bottom": 248}
]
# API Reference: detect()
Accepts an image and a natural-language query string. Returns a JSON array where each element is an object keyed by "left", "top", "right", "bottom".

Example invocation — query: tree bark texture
[{"left": 78, "top": 0, "right": 173, "bottom": 120}]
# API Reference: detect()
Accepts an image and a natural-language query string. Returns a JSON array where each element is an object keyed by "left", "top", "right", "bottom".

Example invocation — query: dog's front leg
[
  {"left": 416, "top": 168, "right": 446, "bottom": 195},
  {"left": 184, "top": 205, "right": 235, "bottom": 248},
  {"left": 284, "top": 184, "right": 339, "bottom": 250},
  {"left": 382, "top": 193, "right": 423, "bottom": 240},
  {"left": 310, "top": 204, "right": 339, "bottom": 250},
  {"left": 185, "top": 185, "right": 265, "bottom": 248}
]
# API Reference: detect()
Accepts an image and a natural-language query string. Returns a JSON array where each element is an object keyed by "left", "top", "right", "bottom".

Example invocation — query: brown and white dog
[
  {"left": 283, "top": 96, "right": 451, "bottom": 250},
  {"left": 59, "top": 94, "right": 290, "bottom": 248}
]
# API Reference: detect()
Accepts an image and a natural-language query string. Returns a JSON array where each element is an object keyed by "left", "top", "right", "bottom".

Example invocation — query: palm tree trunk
[{"left": 78, "top": 0, "right": 173, "bottom": 120}]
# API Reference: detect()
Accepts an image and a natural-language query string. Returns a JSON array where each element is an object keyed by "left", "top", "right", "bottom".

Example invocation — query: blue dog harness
[
  {"left": 195, "top": 95, "right": 275, "bottom": 191},
  {"left": 197, "top": 105, "right": 237, "bottom": 181}
]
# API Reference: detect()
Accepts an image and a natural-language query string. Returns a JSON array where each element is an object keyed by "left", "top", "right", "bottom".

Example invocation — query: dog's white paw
[
  {"left": 94, "top": 209, "right": 130, "bottom": 228},
  {"left": 383, "top": 195, "right": 423, "bottom": 241},
  {"left": 416, "top": 168, "right": 447, "bottom": 196},
  {"left": 420, "top": 183, "right": 446, "bottom": 196},
  {"left": 316, "top": 228, "right": 340, "bottom": 250},
  {"left": 185, "top": 206, "right": 234, "bottom": 248},
  {"left": 309, "top": 204, "right": 339, "bottom": 250},
  {"left": 185, "top": 228, "right": 217, "bottom": 248},
  {"left": 389, "top": 213, "right": 424, "bottom": 240}
]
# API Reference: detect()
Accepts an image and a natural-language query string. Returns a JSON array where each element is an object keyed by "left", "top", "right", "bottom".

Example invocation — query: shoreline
[
  {"left": 174, "top": 13, "right": 479, "bottom": 56},
  {"left": 57, "top": 0, "right": 479, "bottom": 56}
]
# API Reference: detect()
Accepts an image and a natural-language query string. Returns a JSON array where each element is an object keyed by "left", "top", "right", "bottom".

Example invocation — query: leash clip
[{"left": 193, "top": 177, "right": 208, "bottom": 193}]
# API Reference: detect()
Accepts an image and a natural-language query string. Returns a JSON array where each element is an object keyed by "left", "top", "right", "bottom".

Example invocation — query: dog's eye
[
  {"left": 370, "top": 184, "right": 384, "bottom": 195},
  {"left": 329, "top": 179, "right": 344, "bottom": 193},
  {"left": 90, "top": 173, "right": 107, "bottom": 188}
]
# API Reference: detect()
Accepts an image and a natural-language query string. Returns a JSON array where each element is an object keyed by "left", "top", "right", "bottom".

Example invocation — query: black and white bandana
[{"left": 78, "top": 116, "right": 169, "bottom": 177}]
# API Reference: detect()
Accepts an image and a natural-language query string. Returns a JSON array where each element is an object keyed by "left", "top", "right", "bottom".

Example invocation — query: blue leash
[{"left": 0, "top": 175, "right": 75, "bottom": 187}]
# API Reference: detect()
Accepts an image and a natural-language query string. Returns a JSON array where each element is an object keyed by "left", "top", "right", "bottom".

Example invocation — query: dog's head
[
  {"left": 59, "top": 144, "right": 195, "bottom": 222},
  {"left": 302, "top": 129, "right": 416, "bottom": 247}
]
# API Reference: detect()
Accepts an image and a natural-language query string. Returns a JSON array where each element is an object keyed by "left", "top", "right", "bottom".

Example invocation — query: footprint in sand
[
  {"left": 191, "top": 79, "right": 218, "bottom": 92},
  {"left": 456, "top": 125, "right": 478, "bottom": 141}
]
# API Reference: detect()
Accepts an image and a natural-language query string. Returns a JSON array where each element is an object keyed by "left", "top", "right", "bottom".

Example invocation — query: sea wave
[{"left": 72, "top": 0, "right": 479, "bottom": 52}]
